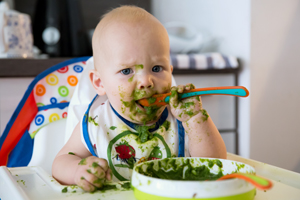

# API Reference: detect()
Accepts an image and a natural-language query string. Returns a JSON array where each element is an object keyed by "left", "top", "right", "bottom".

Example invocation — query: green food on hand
[
  {"left": 68, "top": 152, "right": 75, "bottom": 155},
  {"left": 92, "top": 162, "right": 99, "bottom": 168},
  {"left": 201, "top": 109, "right": 209, "bottom": 121},
  {"left": 78, "top": 158, "right": 87, "bottom": 165},
  {"left": 110, "top": 126, "right": 117, "bottom": 130}
]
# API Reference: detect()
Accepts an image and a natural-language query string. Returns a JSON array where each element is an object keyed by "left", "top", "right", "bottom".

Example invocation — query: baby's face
[{"left": 95, "top": 21, "right": 172, "bottom": 124}]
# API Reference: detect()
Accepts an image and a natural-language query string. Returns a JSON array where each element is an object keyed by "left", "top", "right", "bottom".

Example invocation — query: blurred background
[{"left": 0, "top": 0, "right": 300, "bottom": 174}]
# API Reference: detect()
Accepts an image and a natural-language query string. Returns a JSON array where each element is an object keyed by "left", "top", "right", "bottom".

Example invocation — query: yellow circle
[
  {"left": 49, "top": 113, "right": 60, "bottom": 122},
  {"left": 46, "top": 74, "right": 59, "bottom": 86}
]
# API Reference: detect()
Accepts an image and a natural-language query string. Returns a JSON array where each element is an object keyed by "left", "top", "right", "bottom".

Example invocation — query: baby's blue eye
[
  {"left": 121, "top": 68, "right": 133, "bottom": 75},
  {"left": 152, "top": 65, "right": 162, "bottom": 72}
]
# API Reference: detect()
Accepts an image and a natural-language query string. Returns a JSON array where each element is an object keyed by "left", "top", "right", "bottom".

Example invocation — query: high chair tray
[
  {"left": 1, "top": 154, "right": 300, "bottom": 200},
  {"left": 0, "top": 166, "right": 135, "bottom": 200}
]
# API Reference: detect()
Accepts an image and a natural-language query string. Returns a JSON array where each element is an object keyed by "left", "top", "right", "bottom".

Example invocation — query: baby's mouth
[{"left": 135, "top": 100, "right": 145, "bottom": 110}]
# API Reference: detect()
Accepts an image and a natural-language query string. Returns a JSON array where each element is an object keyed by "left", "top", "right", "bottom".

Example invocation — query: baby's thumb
[{"left": 169, "top": 87, "right": 179, "bottom": 108}]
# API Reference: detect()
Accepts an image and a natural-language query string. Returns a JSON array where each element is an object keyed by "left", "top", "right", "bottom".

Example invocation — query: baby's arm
[
  {"left": 169, "top": 84, "right": 227, "bottom": 159},
  {"left": 52, "top": 123, "right": 112, "bottom": 192}
]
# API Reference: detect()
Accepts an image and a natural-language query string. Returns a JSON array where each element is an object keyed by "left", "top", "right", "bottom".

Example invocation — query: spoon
[
  {"left": 138, "top": 86, "right": 249, "bottom": 107},
  {"left": 217, "top": 173, "right": 273, "bottom": 190}
]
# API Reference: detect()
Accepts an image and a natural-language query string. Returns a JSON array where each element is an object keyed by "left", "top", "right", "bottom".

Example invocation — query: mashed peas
[{"left": 135, "top": 158, "right": 224, "bottom": 181}]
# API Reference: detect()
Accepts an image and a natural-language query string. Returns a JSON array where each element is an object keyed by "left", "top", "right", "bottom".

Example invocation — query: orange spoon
[
  {"left": 138, "top": 86, "right": 249, "bottom": 107},
  {"left": 217, "top": 173, "right": 273, "bottom": 190}
]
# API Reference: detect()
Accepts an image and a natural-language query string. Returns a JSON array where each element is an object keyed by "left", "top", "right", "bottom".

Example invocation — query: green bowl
[{"left": 131, "top": 157, "right": 256, "bottom": 200}]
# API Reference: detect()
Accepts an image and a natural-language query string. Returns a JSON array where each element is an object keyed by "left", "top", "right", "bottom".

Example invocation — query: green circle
[
  {"left": 58, "top": 86, "right": 69, "bottom": 97},
  {"left": 107, "top": 131, "right": 171, "bottom": 181}
]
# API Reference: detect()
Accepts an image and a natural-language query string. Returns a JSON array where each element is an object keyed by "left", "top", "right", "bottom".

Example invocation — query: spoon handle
[
  {"left": 217, "top": 173, "right": 273, "bottom": 190},
  {"left": 138, "top": 86, "right": 249, "bottom": 107},
  {"left": 164, "top": 86, "right": 249, "bottom": 103}
]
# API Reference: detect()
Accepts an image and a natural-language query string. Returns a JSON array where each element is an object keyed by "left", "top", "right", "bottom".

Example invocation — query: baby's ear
[
  {"left": 170, "top": 65, "right": 173, "bottom": 72},
  {"left": 89, "top": 70, "right": 106, "bottom": 95}
]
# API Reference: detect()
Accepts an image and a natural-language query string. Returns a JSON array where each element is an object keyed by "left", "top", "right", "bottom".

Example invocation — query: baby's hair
[{"left": 100, "top": 5, "right": 152, "bottom": 23}]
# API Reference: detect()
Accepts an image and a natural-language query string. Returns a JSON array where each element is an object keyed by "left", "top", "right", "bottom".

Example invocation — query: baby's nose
[{"left": 138, "top": 76, "right": 153, "bottom": 89}]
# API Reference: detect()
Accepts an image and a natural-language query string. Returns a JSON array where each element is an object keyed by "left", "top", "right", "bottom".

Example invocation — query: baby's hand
[
  {"left": 169, "top": 84, "right": 203, "bottom": 122},
  {"left": 74, "top": 156, "right": 112, "bottom": 192}
]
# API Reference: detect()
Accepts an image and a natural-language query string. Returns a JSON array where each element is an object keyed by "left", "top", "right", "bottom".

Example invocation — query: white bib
[{"left": 81, "top": 95, "right": 188, "bottom": 181}]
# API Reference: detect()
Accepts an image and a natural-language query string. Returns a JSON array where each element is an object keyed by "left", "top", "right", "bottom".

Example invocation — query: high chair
[
  {"left": 0, "top": 57, "right": 95, "bottom": 174},
  {"left": 0, "top": 57, "right": 176, "bottom": 175}
]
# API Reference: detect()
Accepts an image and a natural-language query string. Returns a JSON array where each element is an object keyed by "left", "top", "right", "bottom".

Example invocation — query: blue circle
[
  {"left": 35, "top": 114, "right": 44, "bottom": 126},
  {"left": 73, "top": 65, "right": 83, "bottom": 73},
  {"left": 50, "top": 97, "right": 57, "bottom": 104}
]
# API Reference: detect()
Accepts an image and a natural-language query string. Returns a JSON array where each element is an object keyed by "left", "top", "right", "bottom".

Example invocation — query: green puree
[
  {"left": 135, "top": 158, "right": 224, "bottom": 181},
  {"left": 136, "top": 124, "right": 155, "bottom": 143},
  {"left": 147, "top": 97, "right": 157, "bottom": 104}
]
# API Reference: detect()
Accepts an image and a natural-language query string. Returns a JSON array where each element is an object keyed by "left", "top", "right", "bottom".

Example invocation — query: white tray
[
  {"left": 0, "top": 166, "right": 135, "bottom": 200},
  {"left": 1, "top": 154, "right": 300, "bottom": 200}
]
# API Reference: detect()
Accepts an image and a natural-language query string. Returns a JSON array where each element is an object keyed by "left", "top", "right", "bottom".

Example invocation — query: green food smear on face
[
  {"left": 121, "top": 182, "right": 131, "bottom": 189},
  {"left": 135, "top": 64, "right": 144, "bottom": 71},
  {"left": 87, "top": 169, "right": 92, "bottom": 174},
  {"left": 78, "top": 158, "right": 87, "bottom": 165},
  {"left": 88, "top": 115, "right": 99, "bottom": 126},
  {"left": 128, "top": 75, "right": 134, "bottom": 82},
  {"left": 135, "top": 158, "right": 224, "bottom": 181},
  {"left": 81, "top": 176, "right": 85, "bottom": 180},
  {"left": 68, "top": 152, "right": 75, "bottom": 155},
  {"left": 201, "top": 109, "right": 209, "bottom": 121},
  {"left": 196, "top": 96, "right": 200, "bottom": 101},
  {"left": 110, "top": 126, "right": 117, "bottom": 130},
  {"left": 136, "top": 124, "right": 155, "bottom": 143},
  {"left": 62, "top": 187, "right": 68, "bottom": 193},
  {"left": 147, "top": 97, "right": 156, "bottom": 104},
  {"left": 121, "top": 100, "right": 135, "bottom": 113},
  {"left": 132, "top": 89, "right": 147, "bottom": 100},
  {"left": 161, "top": 120, "right": 170, "bottom": 131}
]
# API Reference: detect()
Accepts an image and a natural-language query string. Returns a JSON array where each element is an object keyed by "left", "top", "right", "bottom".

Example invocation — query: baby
[{"left": 52, "top": 5, "right": 226, "bottom": 192}]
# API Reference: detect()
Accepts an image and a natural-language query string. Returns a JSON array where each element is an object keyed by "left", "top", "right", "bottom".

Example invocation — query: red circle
[
  {"left": 57, "top": 66, "right": 69, "bottom": 73},
  {"left": 62, "top": 112, "right": 68, "bottom": 118}
]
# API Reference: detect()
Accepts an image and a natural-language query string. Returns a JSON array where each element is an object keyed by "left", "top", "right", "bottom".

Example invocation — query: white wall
[
  {"left": 250, "top": 0, "right": 300, "bottom": 173},
  {"left": 152, "top": 0, "right": 251, "bottom": 158},
  {"left": 152, "top": 0, "right": 300, "bottom": 173}
]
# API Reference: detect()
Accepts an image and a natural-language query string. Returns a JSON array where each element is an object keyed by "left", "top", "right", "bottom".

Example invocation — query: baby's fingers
[
  {"left": 177, "top": 85, "right": 185, "bottom": 93},
  {"left": 75, "top": 171, "right": 99, "bottom": 192},
  {"left": 89, "top": 162, "right": 106, "bottom": 179},
  {"left": 185, "top": 83, "right": 195, "bottom": 91},
  {"left": 105, "top": 168, "right": 113, "bottom": 181},
  {"left": 77, "top": 179, "right": 96, "bottom": 192}
]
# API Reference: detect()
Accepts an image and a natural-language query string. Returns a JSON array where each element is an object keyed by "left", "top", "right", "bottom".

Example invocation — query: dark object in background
[
  {"left": 15, "top": 0, "right": 151, "bottom": 57},
  {"left": 32, "top": 0, "right": 89, "bottom": 57}
]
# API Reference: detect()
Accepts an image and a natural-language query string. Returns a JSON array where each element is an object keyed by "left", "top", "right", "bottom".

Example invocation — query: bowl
[{"left": 131, "top": 157, "right": 256, "bottom": 200}]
